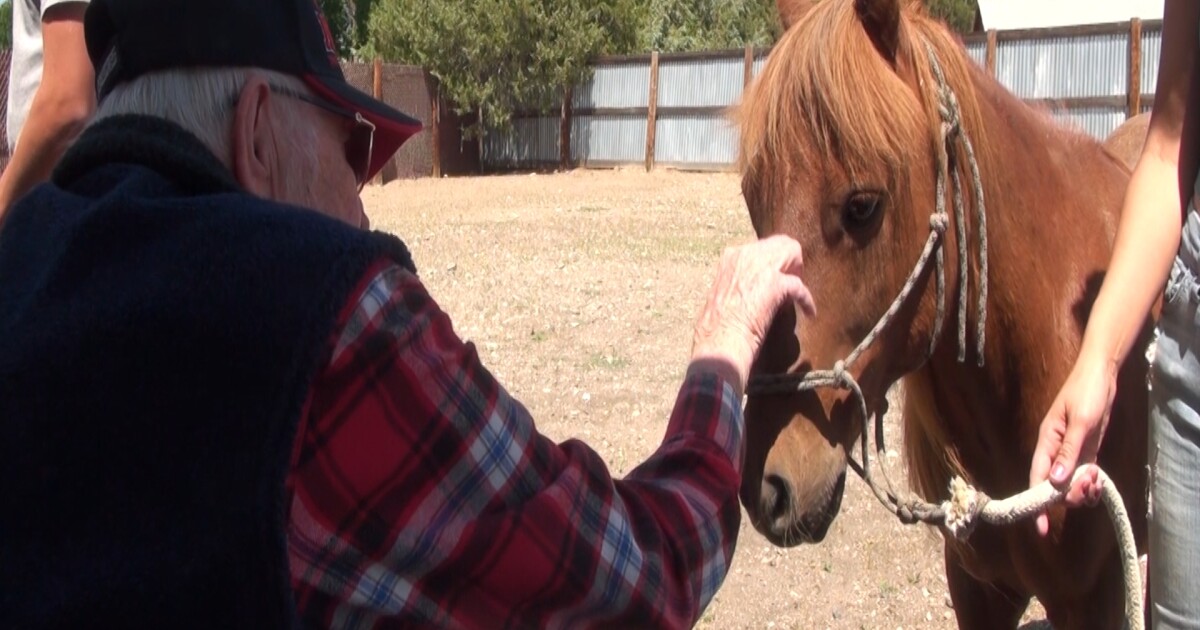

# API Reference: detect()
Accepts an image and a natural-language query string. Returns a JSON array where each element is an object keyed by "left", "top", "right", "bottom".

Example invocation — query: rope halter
[{"left": 746, "top": 40, "right": 988, "bottom": 526}]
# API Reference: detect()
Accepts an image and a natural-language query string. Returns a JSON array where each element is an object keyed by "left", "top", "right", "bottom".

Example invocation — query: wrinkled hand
[
  {"left": 1029, "top": 357, "right": 1116, "bottom": 536},
  {"left": 689, "top": 234, "right": 816, "bottom": 395}
]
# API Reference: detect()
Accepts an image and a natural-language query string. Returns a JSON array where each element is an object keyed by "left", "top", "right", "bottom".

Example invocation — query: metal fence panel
[
  {"left": 573, "top": 63, "right": 651, "bottom": 109},
  {"left": 752, "top": 53, "right": 769, "bottom": 78},
  {"left": 964, "top": 40, "right": 987, "bottom": 69},
  {"left": 571, "top": 115, "right": 647, "bottom": 164},
  {"left": 1141, "top": 27, "right": 1162, "bottom": 96},
  {"left": 654, "top": 113, "right": 740, "bottom": 166},
  {"left": 1050, "top": 106, "right": 1127, "bottom": 140},
  {"left": 995, "top": 33, "right": 1127, "bottom": 98},
  {"left": 481, "top": 117, "right": 560, "bottom": 168},
  {"left": 657, "top": 57, "right": 745, "bottom": 108},
  {"left": 482, "top": 22, "right": 1160, "bottom": 171}
]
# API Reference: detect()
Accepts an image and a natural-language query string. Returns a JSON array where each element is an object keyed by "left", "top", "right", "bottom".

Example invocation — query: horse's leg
[
  {"left": 945, "top": 547, "right": 1028, "bottom": 630},
  {"left": 1038, "top": 558, "right": 1127, "bottom": 630}
]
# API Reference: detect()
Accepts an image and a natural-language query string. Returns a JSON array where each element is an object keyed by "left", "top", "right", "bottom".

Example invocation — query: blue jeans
[{"left": 1147, "top": 208, "right": 1200, "bottom": 629}]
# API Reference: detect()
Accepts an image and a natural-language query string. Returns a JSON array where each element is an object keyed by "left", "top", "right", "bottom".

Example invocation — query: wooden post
[
  {"left": 372, "top": 58, "right": 384, "bottom": 185},
  {"left": 560, "top": 87, "right": 572, "bottom": 171},
  {"left": 431, "top": 79, "right": 442, "bottom": 179},
  {"left": 645, "top": 51, "right": 660, "bottom": 173},
  {"left": 372, "top": 57, "right": 383, "bottom": 99},
  {"left": 1128, "top": 18, "right": 1143, "bottom": 119},
  {"left": 743, "top": 45, "right": 754, "bottom": 89},
  {"left": 985, "top": 29, "right": 997, "bottom": 76}
]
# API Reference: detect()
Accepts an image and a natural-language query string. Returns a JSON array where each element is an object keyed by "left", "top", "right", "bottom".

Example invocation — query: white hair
[{"left": 91, "top": 67, "right": 315, "bottom": 164}]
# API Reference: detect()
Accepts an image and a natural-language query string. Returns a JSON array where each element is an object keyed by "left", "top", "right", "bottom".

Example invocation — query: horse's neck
[
  {"left": 915, "top": 65, "right": 1130, "bottom": 493},
  {"left": 969, "top": 66, "right": 1127, "bottom": 248}
]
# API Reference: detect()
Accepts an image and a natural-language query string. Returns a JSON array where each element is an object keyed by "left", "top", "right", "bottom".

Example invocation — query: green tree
[
  {"left": 639, "top": 0, "right": 780, "bottom": 53},
  {"left": 352, "top": 0, "right": 378, "bottom": 52},
  {"left": 924, "top": 0, "right": 978, "bottom": 34},
  {"left": 364, "top": 0, "right": 639, "bottom": 135},
  {"left": 319, "top": 0, "right": 357, "bottom": 58},
  {"left": 0, "top": 1, "right": 12, "bottom": 51}
]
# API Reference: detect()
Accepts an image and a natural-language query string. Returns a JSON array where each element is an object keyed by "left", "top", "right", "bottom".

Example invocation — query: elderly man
[{"left": 0, "top": 0, "right": 815, "bottom": 628}]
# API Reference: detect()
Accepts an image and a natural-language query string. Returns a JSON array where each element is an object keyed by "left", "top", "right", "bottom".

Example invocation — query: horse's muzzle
[{"left": 755, "top": 469, "right": 846, "bottom": 546}]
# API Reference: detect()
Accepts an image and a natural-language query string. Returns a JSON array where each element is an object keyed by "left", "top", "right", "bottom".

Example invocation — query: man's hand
[
  {"left": 688, "top": 234, "right": 816, "bottom": 396},
  {"left": 1029, "top": 356, "right": 1115, "bottom": 536}
]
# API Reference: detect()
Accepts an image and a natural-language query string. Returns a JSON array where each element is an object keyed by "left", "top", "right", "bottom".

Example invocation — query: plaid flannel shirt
[{"left": 284, "top": 258, "right": 745, "bottom": 629}]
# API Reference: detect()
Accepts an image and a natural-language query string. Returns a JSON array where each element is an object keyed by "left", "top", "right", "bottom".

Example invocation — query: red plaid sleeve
[{"left": 285, "top": 258, "right": 745, "bottom": 629}]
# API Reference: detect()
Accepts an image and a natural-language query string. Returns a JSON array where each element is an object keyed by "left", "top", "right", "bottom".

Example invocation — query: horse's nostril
[{"left": 763, "top": 474, "right": 792, "bottom": 521}]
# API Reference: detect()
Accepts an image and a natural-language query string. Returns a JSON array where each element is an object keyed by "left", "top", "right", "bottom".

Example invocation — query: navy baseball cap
[{"left": 84, "top": 0, "right": 423, "bottom": 181}]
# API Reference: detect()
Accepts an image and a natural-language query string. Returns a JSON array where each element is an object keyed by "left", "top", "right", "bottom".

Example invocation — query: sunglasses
[{"left": 265, "top": 86, "right": 376, "bottom": 192}]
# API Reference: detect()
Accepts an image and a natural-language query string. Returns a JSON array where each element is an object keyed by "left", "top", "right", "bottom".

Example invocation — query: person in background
[
  {"left": 1030, "top": 1, "right": 1200, "bottom": 627},
  {"left": 0, "top": 0, "right": 94, "bottom": 226}
]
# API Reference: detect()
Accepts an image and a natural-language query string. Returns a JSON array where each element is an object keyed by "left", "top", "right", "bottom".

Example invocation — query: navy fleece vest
[{"left": 0, "top": 115, "right": 417, "bottom": 629}]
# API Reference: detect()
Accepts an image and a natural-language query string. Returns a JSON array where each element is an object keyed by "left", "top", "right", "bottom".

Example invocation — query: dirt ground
[{"left": 362, "top": 168, "right": 1050, "bottom": 629}]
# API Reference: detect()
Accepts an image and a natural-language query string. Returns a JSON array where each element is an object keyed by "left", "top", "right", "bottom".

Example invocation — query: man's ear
[{"left": 230, "top": 75, "right": 276, "bottom": 198}]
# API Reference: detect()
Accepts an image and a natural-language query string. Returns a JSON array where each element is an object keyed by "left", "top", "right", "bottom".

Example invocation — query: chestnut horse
[
  {"left": 735, "top": 0, "right": 1153, "bottom": 628},
  {"left": 1104, "top": 111, "right": 1151, "bottom": 169}
]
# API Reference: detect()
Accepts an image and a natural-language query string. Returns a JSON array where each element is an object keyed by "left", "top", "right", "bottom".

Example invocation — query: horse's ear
[
  {"left": 777, "top": 0, "right": 818, "bottom": 30},
  {"left": 855, "top": 0, "right": 903, "bottom": 62}
]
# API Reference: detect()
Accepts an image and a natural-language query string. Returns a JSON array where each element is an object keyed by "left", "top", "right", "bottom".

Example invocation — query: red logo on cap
[{"left": 313, "top": 1, "right": 340, "bottom": 67}]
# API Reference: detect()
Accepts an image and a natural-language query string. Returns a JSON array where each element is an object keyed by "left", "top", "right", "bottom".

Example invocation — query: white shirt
[{"left": 6, "top": 0, "right": 90, "bottom": 153}]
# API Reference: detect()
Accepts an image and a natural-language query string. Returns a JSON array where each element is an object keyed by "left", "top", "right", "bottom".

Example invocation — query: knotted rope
[
  {"left": 941, "top": 468, "right": 1143, "bottom": 630},
  {"left": 926, "top": 40, "right": 988, "bottom": 366},
  {"left": 745, "top": 40, "right": 1143, "bottom": 629}
]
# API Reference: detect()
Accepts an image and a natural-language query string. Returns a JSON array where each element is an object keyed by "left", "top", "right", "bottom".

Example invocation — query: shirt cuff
[{"left": 662, "top": 370, "right": 745, "bottom": 476}]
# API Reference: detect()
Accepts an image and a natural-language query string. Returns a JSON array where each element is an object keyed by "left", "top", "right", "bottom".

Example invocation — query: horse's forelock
[{"left": 737, "top": 0, "right": 987, "bottom": 193}]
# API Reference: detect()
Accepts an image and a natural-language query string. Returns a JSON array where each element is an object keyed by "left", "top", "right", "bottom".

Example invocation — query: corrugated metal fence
[
  {"left": 962, "top": 20, "right": 1159, "bottom": 139},
  {"left": 484, "top": 18, "right": 1162, "bottom": 172},
  {"left": 0, "top": 54, "right": 478, "bottom": 182},
  {"left": 0, "top": 20, "right": 1164, "bottom": 179},
  {"left": 483, "top": 48, "right": 768, "bottom": 171}
]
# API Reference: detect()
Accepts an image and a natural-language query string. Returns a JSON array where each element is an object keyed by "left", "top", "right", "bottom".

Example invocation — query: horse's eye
[{"left": 842, "top": 193, "right": 882, "bottom": 230}]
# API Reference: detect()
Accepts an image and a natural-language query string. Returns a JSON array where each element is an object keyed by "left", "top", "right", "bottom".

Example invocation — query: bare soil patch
[{"left": 363, "top": 168, "right": 1049, "bottom": 629}]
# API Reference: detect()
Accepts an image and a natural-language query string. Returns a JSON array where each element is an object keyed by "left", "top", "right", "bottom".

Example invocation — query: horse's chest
[{"left": 943, "top": 525, "right": 1027, "bottom": 587}]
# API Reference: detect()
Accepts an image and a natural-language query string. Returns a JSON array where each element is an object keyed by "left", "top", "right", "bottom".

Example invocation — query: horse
[
  {"left": 733, "top": 0, "right": 1153, "bottom": 628},
  {"left": 1103, "top": 111, "right": 1151, "bottom": 170}
]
